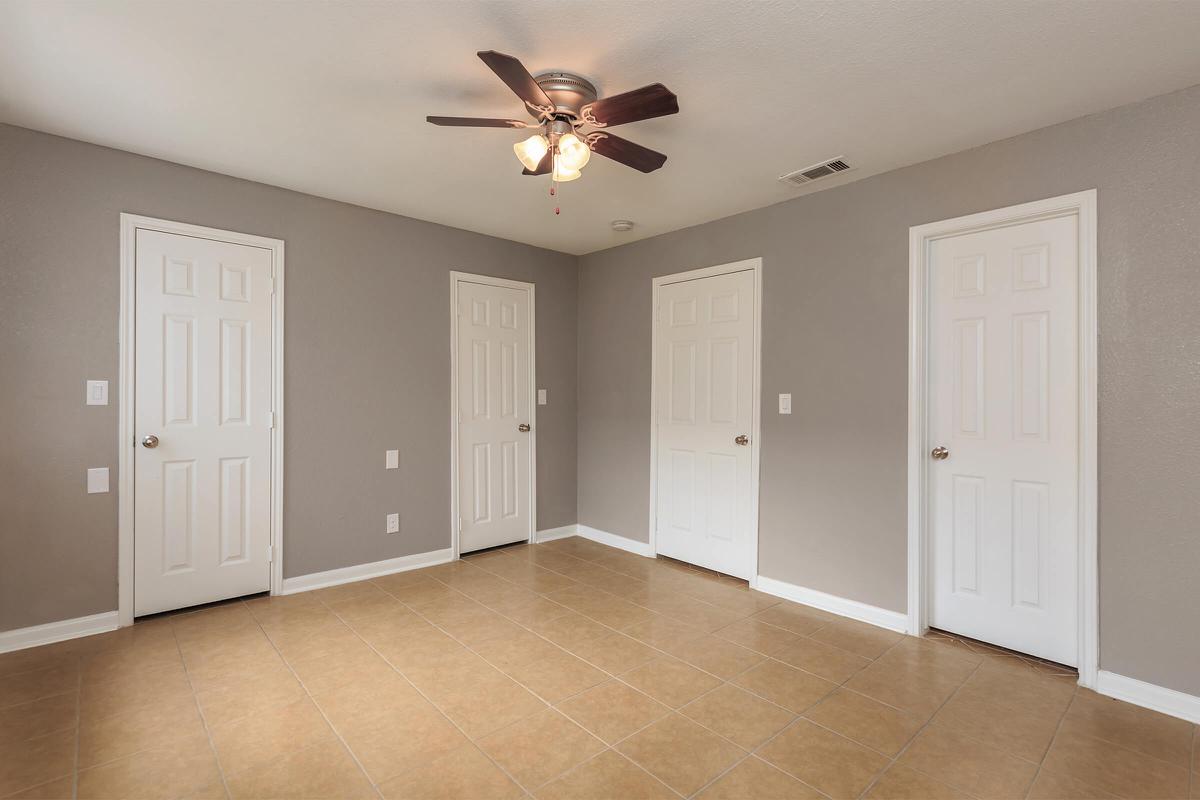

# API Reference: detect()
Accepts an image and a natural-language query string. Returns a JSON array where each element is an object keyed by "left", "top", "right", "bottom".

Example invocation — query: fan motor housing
[{"left": 534, "top": 72, "right": 598, "bottom": 119}]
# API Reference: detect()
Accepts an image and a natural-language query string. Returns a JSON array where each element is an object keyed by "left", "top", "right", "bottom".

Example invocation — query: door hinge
[
  {"left": 267, "top": 411, "right": 275, "bottom": 429},
  {"left": 269, "top": 276, "right": 276, "bottom": 295},
  {"left": 655, "top": 304, "right": 662, "bottom": 323},
  {"left": 457, "top": 516, "right": 463, "bottom": 534},
  {"left": 266, "top": 545, "right": 273, "bottom": 563}
]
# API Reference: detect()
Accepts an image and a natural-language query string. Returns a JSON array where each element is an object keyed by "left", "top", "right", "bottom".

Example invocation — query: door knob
[
  {"left": 734, "top": 434, "right": 749, "bottom": 446},
  {"left": 931, "top": 446, "right": 949, "bottom": 460},
  {"left": 518, "top": 424, "right": 531, "bottom": 433},
  {"left": 141, "top": 434, "right": 160, "bottom": 449}
]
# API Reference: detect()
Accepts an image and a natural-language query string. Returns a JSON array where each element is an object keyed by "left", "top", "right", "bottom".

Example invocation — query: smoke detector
[
  {"left": 611, "top": 220, "right": 635, "bottom": 232},
  {"left": 778, "top": 157, "right": 853, "bottom": 187}
]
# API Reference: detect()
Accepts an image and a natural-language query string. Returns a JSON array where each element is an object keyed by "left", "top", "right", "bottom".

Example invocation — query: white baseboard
[
  {"left": 576, "top": 525, "right": 656, "bottom": 557},
  {"left": 281, "top": 548, "right": 455, "bottom": 595},
  {"left": 753, "top": 575, "right": 908, "bottom": 633},
  {"left": 0, "top": 611, "right": 120, "bottom": 654},
  {"left": 1096, "top": 670, "right": 1200, "bottom": 724},
  {"left": 535, "top": 525, "right": 578, "bottom": 543}
]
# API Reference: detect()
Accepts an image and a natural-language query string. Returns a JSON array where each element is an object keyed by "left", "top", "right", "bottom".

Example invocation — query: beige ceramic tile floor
[{"left": 1, "top": 536, "right": 1196, "bottom": 799}]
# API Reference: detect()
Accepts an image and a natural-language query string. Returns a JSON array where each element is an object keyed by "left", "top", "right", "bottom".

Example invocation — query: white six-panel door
[
  {"left": 134, "top": 229, "right": 274, "bottom": 616},
  {"left": 654, "top": 268, "right": 757, "bottom": 579},
  {"left": 928, "top": 215, "right": 1079, "bottom": 665},
  {"left": 456, "top": 279, "right": 533, "bottom": 553}
]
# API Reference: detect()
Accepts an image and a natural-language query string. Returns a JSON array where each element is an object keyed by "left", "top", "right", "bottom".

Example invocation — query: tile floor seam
[
  {"left": 70, "top": 660, "right": 82, "bottom": 800},
  {"left": 358, "top": 582, "right": 651, "bottom": 794},
  {"left": 404, "top": 568, "right": 718, "bottom": 698},
  {"left": 313, "top": 591, "right": 536, "bottom": 798},
  {"left": 0, "top": 681, "right": 78, "bottom": 712},
  {"left": 1054, "top": 688, "right": 1196, "bottom": 773},
  {"left": 531, "top": 747, "right": 687, "bottom": 799},
  {"left": 13, "top": 539, "right": 1141, "bottom": 800},
  {"left": 1185, "top": 724, "right": 1195, "bottom": 800},
  {"left": 849, "top": 654, "right": 987, "bottom": 799},
  {"left": 170, "top": 609, "right": 237, "bottom": 800},
  {"left": 393, "top": 554, "right": 820, "bottom": 793},
  {"left": 1032, "top": 705, "right": 1194, "bottom": 800},
  {"left": 248, "top": 598, "right": 386, "bottom": 799},
  {"left": 468, "top": 546, "right": 776, "bottom": 621},
  {"left": 1023, "top": 681, "right": 1081, "bottom": 800},
  {"left": 683, "top": 711, "right": 834, "bottom": 799},
  {"left": 449, "top": 561, "right": 854, "bottom": 696},
  {"left": 1189, "top": 725, "right": 1196, "bottom": 799},
  {"left": 856, "top": 648, "right": 1077, "bottom": 800}
]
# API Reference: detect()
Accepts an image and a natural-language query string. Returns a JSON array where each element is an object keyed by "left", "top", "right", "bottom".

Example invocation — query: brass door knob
[
  {"left": 518, "top": 424, "right": 531, "bottom": 432},
  {"left": 931, "top": 446, "right": 949, "bottom": 460},
  {"left": 142, "top": 434, "right": 160, "bottom": 448},
  {"left": 734, "top": 434, "right": 749, "bottom": 446}
]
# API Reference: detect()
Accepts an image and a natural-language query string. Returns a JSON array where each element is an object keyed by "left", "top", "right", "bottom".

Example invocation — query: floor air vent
[{"left": 779, "top": 157, "right": 853, "bottom": 186}]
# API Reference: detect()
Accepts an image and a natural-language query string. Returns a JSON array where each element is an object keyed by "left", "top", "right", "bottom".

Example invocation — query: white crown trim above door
[
  {"left": 118, "top": 214, "right": 285, "bottom": 626},
  {"left": 907, "top": 190, "right": 1097, "bottom": 685}
]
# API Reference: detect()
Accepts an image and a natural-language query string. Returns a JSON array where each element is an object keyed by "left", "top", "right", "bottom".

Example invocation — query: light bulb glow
[
  {"left": 513, "top": 134, "right": 549, "bottom": 171},
  {"left": 556, "top": 132, "right": 591, "bottom": 171},
  {"left": 551, "top": 161, "right": 581, "bottom": 182}
]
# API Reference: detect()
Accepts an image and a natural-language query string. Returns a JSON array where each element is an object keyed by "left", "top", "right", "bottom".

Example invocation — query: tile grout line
[
  {"left": 850, "top": 655, "right": 989, "bottom": 800},
  {"left": 43, "top": 539, "right": 1083, "bottom": 800},
  {"left": 365, "top": 577, "right": 683, "bottom": 795},
  {"left": 241, "top": 600, "right": 387, "bottom": 800},
  {"left": 308, "top": 589, "right": 537, "bottom": 799},
  {"left": 1022, "top": 681, "right": 1081, "bottom": 800},
  {"left": 170, "top": 611, "right": 238, "bottom": 800},
  {"left": 70, "top": 655, "right": 82, "bottom": 800},
  {"left": 20, "top": 538, "right": 1178, "bottom": 800},
  {"left": 457, "top": 544, "right": 922, "bottom": 794},
  {"left": 675, "top": 631, "right": 924, "bottom": 799},
  {"left": 369, "top": 553, "right": 781, "bottom": 793},
  {"left": 414, "top": 551, "right": 843, "bottom": 796}
]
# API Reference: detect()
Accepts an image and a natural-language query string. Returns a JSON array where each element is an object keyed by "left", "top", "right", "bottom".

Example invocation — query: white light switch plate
[
  {"left": 537, "top": 389, "right": 548, "bottom": 406},
  {"left": 386, "top": 513, "right": 399, "bottom": 534},
  {"left": 87, "top": 468, "right": 110, "bottom": 493},
  {"left": 385, "top": 450, "right": 399, "bottom": 469},
  {"left": 778, "top": 393, "right": 792, "bottom": 414},
  {"left": 86, "top": 380, "right": 109, "bottom": 406}
]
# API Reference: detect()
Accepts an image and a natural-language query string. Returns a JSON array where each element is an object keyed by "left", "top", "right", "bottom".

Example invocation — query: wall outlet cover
[
  {"left": 386, "top": 513, "right": 400, "bottom": 534},
  {"left": 779, "top": 393, "right": 792, "bottom": 414},
  {"left": 385, "top": 449, "right": 399, "bottom": 469},
  {"left": 537, "top": 388, "right": 548, "bottom": 405},
  {"left": 86, "top": 380, "right": 109, "bottom": 406}
]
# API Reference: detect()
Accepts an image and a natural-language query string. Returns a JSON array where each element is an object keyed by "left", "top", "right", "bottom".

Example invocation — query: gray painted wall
[
  {"left": 0, "top": 123, "right": 578, "bottom": 632},
  {"left": 577, "top": 85, "right": 1200, "bottom": 696},
  {"left": 3, "top": 84, "right": 1197, "bottom": 697}
]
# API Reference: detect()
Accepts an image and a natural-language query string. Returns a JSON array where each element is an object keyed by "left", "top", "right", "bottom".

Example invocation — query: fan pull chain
[{"left": 551, "top": 147, "right": 561, "bottom": 215}]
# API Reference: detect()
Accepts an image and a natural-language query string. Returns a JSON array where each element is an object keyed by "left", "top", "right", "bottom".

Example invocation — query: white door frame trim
[
  {"left": 448, "top": 271, "right": 537, "bottom": 559},
  {"left": 118, "top": 213, "right": 286, "bottom": 627},
  {"left": 906, "top": 190, "right": 1098, "bottom": 686},
  {"left": 648, "top": 257, "right": 764, "bottom": 580}
]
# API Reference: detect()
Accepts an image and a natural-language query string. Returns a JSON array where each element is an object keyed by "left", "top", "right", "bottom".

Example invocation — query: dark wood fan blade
[
  {"left": 426, "top": 116, "right": 525, "bottom": 128},
  {"left": 582, "top": 83, "right": 678, "bottom": 127},
  {"left": 589, "top": 133, "right": 667, "bottom": 173},
  {"left": 477, "top": 50, "right": 553, "bottom": 113},
  {"left": 521, "top": 149, "right": 553, "bottom": 175}
]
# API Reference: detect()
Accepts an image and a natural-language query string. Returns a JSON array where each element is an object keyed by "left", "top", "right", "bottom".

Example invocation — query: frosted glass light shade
[
  {"left": 513, "top": 134, "right": 549, "bottom": 171},
  {"left": 557, "top": 132, "right": 591, "bottom": 171}
]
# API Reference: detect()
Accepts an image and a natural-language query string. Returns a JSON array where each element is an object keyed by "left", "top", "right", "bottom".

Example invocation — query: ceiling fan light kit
[{"left": 428, "top": 50, "right": 678, "bottom": 214}]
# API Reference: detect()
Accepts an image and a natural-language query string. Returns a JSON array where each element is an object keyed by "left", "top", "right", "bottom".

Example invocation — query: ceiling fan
[{"left": 427, "top": 50, "right": 679, "bottom": 199}]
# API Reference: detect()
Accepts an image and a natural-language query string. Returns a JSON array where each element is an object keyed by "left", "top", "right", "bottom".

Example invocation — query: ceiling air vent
[{"left": 779, "top": 157, "right": 853, "bottom": 187}]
